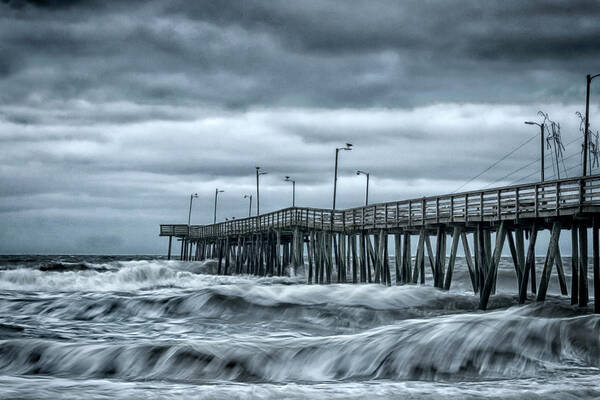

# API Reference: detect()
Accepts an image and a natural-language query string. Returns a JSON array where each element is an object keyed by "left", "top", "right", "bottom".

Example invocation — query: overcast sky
[{"left": 1, "top": 0, "right": 600, "bottom": 254}]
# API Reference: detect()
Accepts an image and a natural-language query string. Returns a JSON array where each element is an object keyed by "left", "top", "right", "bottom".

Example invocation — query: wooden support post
[
  {"left": 375, "top": 231, "right": 385, "bottom": 284},
  {"left": 479, "top": 221, "right": 507, "bottom": 310},
  {"left": 349, "top": 234, "right": 357, "bottom": 284},
  {"left": 537, "top": 221, "right": 561, "bottom": 301},
  {"left": 516, "top": 228, "right": 525, "bottom": 282},
  {"left": 325, "top": 232, "right": 333, "bottom": 284},
  {"left": 395, "top": 233, "right": 402, "bottom": 285},
  {"left": 217, "top": 239, "right": 223, "bottom": 275},
  {"left": 443, "top": 226, "right": 461, "bottom": 291},
  {"left": 403, "top": 233, "right": 412, "bottom": 284},
  {"left": 425, "top": 234, "right": 435, "bottom": 276},
  {"left": 383, "top": 232, "right": 391, "bottom": 285},
  {"left": 507, "top": 230, "right": 522, "bottom": 289},
  {"left": 307, "top": 231, "right": 314, "bottom": 283},
  {"left": 579, "top": 225, "right": 589, "bottom": 307},
  {"left": 359, "top": 232, "right": 367, "bottom": 283},
  {"left": 167, "top": 236, "right": 172, "bottom": 260},
  {"left": 412, "top": 230, "right": 425, "bottom": 284},
  {"left": 461, "top": 231, "right": 478, "bottom": 293},
  {"left": 571, "top": 226, "right": 579, "bottom": 305},
  {"left": 518, "top": 224, "right": 537, "bottom": 304},
  {"left": 554, "top": 247, "right": 568, "bottom": 295},
  {"left": 368, "top": 234, "right": 377, "bottom": 283},
  {"left": 595, "top": 217, "right": 600, "bottom": 313},
  {"left": 333, "top": 233, "right": 341, "bottom": 282},
  {"left": 434, "top": 227, "right": 446, "bottom": 288}
]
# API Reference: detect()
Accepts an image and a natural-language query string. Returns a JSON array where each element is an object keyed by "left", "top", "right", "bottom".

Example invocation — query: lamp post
[
  {"left": 256, "top": 166, "right": 267, "bottom": 216},
  {"left": 188, "top": 193, "right": 198, "bottom": 226},
  {"left": 356, "top": 170, "right": 370, "bottom": 206},
  {"left": 243, "top": 194, "right": 252, "bottom": 217},
  {"left": 333, "top": 143, "right": 353, "bottom": 209},
  {"left": 584, "top": 73, "right": 600, "bottom": 177},
  {"left": 284, "top": 176, "right": 296, "bottom": 207},
  {"left": 524, "top": 121, "right": 545, "bottom": 182},
  {"left": 213, "top": 188, "right": 224, "bottom": 224}
]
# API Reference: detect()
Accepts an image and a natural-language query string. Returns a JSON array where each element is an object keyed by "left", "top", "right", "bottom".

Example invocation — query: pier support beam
[{"left": 479, "top": 221, "right": 507, "bottom": 310}]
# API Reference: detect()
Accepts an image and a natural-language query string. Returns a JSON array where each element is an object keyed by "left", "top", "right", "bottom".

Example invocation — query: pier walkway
[{"left": 160, "top": 174, "right": 600, "bottom": 311}]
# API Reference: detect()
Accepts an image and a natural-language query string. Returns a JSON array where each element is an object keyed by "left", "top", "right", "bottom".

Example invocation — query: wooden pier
[{"left": 160, "top": 174, "right": 600, "bottom": 311}]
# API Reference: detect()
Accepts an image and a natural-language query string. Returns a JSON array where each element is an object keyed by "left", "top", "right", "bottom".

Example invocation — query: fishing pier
[{"left": 160, "top": 174, "right": 600, "bottom": 311}]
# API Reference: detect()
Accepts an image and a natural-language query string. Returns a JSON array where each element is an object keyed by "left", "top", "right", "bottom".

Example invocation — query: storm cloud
[{"left": 1, "top": 0, "right": 600, "bottom": 253}]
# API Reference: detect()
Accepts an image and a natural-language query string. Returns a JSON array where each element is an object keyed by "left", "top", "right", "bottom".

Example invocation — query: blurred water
[{"left": 0, "top": 255, "right": 598, "bottom": 399}]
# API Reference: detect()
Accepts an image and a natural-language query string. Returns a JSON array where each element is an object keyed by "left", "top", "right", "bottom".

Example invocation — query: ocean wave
[{"left": 0, "top": 307, "right": 598, "bottom": 383}]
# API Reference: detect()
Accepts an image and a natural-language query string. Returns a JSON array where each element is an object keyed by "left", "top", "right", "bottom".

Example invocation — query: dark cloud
[{"left": 0, "top": 1, "right": 599, "bottom": 253}]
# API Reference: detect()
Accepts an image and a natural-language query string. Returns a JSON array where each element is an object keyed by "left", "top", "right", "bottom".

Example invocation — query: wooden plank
[{"left": 595, "top": 217, "right": 600, "bottom": 313}]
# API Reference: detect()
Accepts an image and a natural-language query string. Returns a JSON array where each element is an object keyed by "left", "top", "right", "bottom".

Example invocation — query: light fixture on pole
[
  {"left": 524, "top": 121, "right": 545, "bottom": 182},
  {"left": 188, "top": 193, "right": 198, "bottom": 226},
  {"left": 243, "top": 194, "right": 252, "bottom": 217},
  {"left": 284, "top": 176, "right": 296, "bottom": 207},
  {"left": 356, "top": 170, "right": 370, "bottom": 206},
  {"left": 256, "top": 166, "right": 267, "bottom": 216},
  {"left": 213, "top": 188, "right": 224, "bottom": 224},
  {"left": 333, "top": 143, "right": 353, "bottom": 209},
  {"left": 583, "top": 73, "right": 600, "bottom": 177}
]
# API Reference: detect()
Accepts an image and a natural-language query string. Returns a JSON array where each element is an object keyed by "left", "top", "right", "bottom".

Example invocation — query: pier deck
[{"left": 160, "top": 174, "right": 600, "bottom": 311}]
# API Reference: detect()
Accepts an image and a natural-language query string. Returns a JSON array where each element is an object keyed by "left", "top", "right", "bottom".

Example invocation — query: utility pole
[{"left": 584, "top": 73, "right": 600, "bottom": 177}]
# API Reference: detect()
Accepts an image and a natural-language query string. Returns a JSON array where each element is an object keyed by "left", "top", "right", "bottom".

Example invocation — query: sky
[{"left": 1, "top": 0, "right": 600, "bottom": 254}]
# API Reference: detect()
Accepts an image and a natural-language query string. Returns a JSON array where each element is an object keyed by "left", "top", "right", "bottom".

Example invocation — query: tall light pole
[
  {"left": 333, "top": 143, "right": 353, "bottom": 209},
  {"left": 256, "top": 166, "right": 267, "bottom": 216},
  {"left": 213, "top": 188, "right": 224, "bottom": 224},
  {"left": 524, "top": 121, "right": 545, "bottom": 182},
  {"left": 243, "top": 194, "right": 252, "bottom": 217},
  {"left": 584, "top": 73, "right": 600, "bottom": 177},
  {"left": 284, "top": 176, "right": 296, "bottom": 207},
  {"left": 356, "top": 170, "right": 370, "bottom": 206},
  {"left": 188, "top": 193, "right": 198, "bottom": 226}
]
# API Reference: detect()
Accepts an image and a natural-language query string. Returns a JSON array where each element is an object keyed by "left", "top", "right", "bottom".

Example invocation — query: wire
[{"left": 452, "top": 133, "right": 538, "bottom": 193}]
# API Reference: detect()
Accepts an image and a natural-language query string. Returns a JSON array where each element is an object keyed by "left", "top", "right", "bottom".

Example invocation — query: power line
[{"left": 452, "top": 133, "right": 537, "bottom": 193}]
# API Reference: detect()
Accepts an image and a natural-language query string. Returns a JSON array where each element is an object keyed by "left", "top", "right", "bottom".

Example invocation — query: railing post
[
  {"left": 535, "top": 184, "right": 539, "bottom": 218},
  {"left": 408, "top": 200, "right": 412, "bottom": 226},
  {"left": 497, "top": 189, "right": 501, "bottom": 219},
  {"left": 422, "top": 198, "right": 425, "bottom": 224},
  {"left": 556, "top": 181, "right": 560, "bottom": 216},
  {"left": 515, "top": 187, "right": 520, "bottom": 221},
  {"left": 436, "top": 197, "right": 440, "bottom": 223},
  {"left": 385, "top": 204, "right": 388, "bottom": 228},
  {"left": 579, "top": 178, "right": 584, "bottom": 212},
  {"left": 480, "top": 192, "right": 484, "bottom": 220},
  {"left": 450, "top": 196, "right": 454, "bottom": 222}
]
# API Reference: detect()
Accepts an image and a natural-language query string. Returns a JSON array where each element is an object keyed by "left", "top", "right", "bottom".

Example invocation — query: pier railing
[{"left": 161, "top": 174, "right": 600, "bottom": 238}]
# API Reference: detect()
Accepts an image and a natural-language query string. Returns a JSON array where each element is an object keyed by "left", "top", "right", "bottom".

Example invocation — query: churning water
[{"left": 0, "top": 255, "right": 599, "bottom": 399}]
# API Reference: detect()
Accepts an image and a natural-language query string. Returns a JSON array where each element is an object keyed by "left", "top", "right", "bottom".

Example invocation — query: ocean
[{"left": 0, "top": 255, "right": 598, "bottom": 399}]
